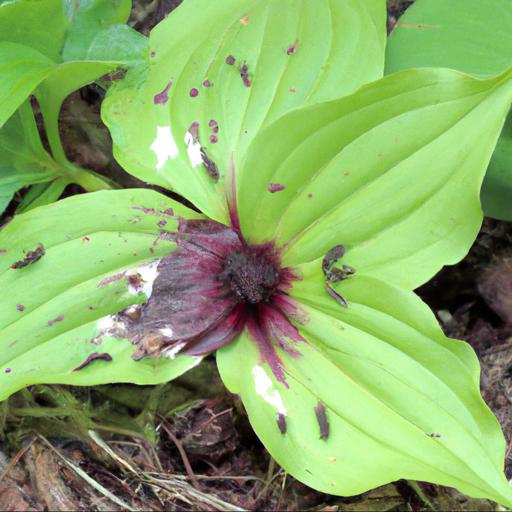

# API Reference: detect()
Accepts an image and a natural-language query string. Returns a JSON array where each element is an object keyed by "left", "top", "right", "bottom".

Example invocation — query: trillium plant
[{"left": 1, "top": 0, "right": 512, "bottom": 506}]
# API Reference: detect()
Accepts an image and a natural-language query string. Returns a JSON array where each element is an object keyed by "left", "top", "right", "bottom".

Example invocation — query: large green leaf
[
  {"left": 217, "top": 265, "right": 512, "bottom": 506},
  {"left": 237, "top": 68, "right": 512, "bottom": 289},
  {"left": 102, "top": 0, "right": 386, "bottom": 222},
  {"left": 385, "top": 0, "right": 512, "bottom": 220},
  {"left": 0, "top": 189, "right": 202, "bottom": 399}
]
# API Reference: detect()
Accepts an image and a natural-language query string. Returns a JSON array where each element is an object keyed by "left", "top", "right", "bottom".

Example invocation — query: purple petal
[{"left": 184, "top": 304, "right": 247, "bottom": 355}]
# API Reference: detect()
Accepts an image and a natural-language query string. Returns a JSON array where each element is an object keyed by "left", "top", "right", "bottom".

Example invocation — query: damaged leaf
[
  {"left": 0, "top": 189, "right": 203, "bottom": 399},
  {"left": 103, "top": 0, "right": 386, "bottom": 221}
]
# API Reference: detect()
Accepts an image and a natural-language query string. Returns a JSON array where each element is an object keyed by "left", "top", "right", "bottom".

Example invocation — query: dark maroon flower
[{"left": 136, "top": 218, "right": 306, "bottom": 385}]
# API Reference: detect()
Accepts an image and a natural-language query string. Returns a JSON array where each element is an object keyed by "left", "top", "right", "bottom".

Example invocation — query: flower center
[{"left": 221, "top": 246, "right": 281, "bottom": 304}]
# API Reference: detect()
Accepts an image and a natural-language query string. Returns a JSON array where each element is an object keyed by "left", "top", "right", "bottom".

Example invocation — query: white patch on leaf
[
  {"left": 96, "top": 315, "right": 126, "bottom": 337},
  {"left": 184, "top": 130, "right": 202, "bottom": 168},
  {"left": 252, "top": 365, "right": 287, "bottom": 415},
  {"left": 151, "top": 126, "right": 178, "bottom": 170},
  {"left": 127, "top": 260, "right": 161, "bottom": 297}
]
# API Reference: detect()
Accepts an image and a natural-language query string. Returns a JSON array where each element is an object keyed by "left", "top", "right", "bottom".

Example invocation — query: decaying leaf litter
[{"left": 1, "top": 0, "right": 512, "bottom": 510}]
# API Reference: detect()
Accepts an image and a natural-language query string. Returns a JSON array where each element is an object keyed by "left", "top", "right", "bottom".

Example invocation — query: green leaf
[
  {"left": 102, "top": 0, "right": 386, "bottom": 222},
  {"left": 385, "top": 0, "right": 512, "bottom": 77},
  {"left": 385, "top": 0, "right": 512, "bottom": 220},
  {"left": 217, "top": 265, "right": 512, "bottom": 506},
  {"left": 0, "top": 101, "right": 61, "bottom": 214},
  {"left": 482, "top": 113, "right": 512, "bottom": 220},
  {"left": 0, "top": 0, "right": 132, "bottom": 63},
  {"left": 16, "top": 178, "right": 69, "bottom": 214},
  {"left": 0, "top": 0, "right": 68, "bottom": 61},
  {"left": 237, "top": 68, "right": 512, "bottom": 289},
  {"left": 0, "top": 189, "right": 202, "bottom": 399},
  {"left": 62, "top": 0, "right": 132, "bottom": 61},
  {"left": 87, "top": 24, "right": 149, "bottom": 64},
  {"left": 0, "top": 42, "right": 55, "bottom": 126}
]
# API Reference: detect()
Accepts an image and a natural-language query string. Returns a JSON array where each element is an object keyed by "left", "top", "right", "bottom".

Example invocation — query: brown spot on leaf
[
  {"left": 47, "top": 315, "right": 64, "bottom": 327},
  {"left": 98, "top": 271, "right": 127, "bottom": 287},
  {"left": 132, "top": 206, "right": 174, "bottom": 217},
  {"left": 240, "top": 15, "right": 249, "bottom": 25},
  {"left": 286, "top": 39, "right": 301, "bottom": 55},
  {"left": 268, "top": 183, "right": 285, "bottom": 193},
  {"left": 276, "top": 413, "right": 287, "bottom": 434},
  {"left": 154, "top": 81, "right": 173, "bottom": 104},
  {"left": 315, "top": 402, "right": 329, "bottom": 440}
]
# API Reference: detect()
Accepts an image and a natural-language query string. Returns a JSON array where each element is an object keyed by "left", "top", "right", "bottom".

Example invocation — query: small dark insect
[
  {"left": 200, "top": 148, "right": 220, "bottom": 181},
  {"left": 277, "top": 413, "right": 287, "bottom": 434},
  {"left": 322, "top": 245, "right": 355, "bottom": 307},
  {"left": 11, "top": 244, "right": 45, "bottom": 269},
  {"left": 314, "top": 402, "right": 329, "bottom": 440},
  {"left": 73, "top": 352, "right": 113, "bottom": 372},
  {"left": 286, "top": 38, "right": 301, "bottom": 55},
  {"left": 16, "top": 304, "right": 25, "bottom": 312},
  {"left": 429, "top": 432, "right": 442, "bottom": 439},
  {"left": 322, "top": 245, "right": 346, "bottom": 274}
]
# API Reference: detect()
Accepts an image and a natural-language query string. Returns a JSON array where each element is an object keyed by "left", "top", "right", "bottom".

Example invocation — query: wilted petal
[{"left": 184, "top": 304, "right": 247, "bottom": 355}]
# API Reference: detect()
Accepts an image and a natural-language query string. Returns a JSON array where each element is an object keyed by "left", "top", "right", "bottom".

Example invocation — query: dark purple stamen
[
  {"left": 4, "top": 368, "right": 11, "bottom": 374},
  {"left": 202, "top": 79, "right": 213, "bottom": 88},
  {"left": 73, "top": 353, "right": 113, "bottom": 372},
  {"left": 190, "top": 88, "right": 199, "bottom": 98},
  {"left": 208, "top": 119, "right": 218, "bottom": 127},
  {"left": 210, "top": 135, "right": 218, "bottom": 144},
  {"left": 226, "top": 55, "right": 236, "bottom": 65},
  {"left": 129, "top": 218, "right": 306, "bottom": 386},
  {"left": 154, "top": 81, "right": 173, "bottom": 105},
  {"left": 315, "top": 402, "right": 329, "bottom": 440},
  {"left": 16, "top": 304, "right": 25, "bottom": 312}
]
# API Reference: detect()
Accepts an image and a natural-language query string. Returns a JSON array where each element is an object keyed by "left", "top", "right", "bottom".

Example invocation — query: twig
[
  {"left": 88, "top": 429, "right": 140, "bottom": 475},
  {"left": 0, "top": 438, "right": 35, "bottom": 484},
  {"left": 158, "top": 419, "right": 201, "bottom": 490}
]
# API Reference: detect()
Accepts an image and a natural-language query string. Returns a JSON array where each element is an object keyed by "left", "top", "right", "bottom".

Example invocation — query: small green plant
[
  {"left": 0, "top": 0, "right": 146, "bottom": 212},
  {"left": 1, "top": 0, "right": 512, "bottom": 506}
]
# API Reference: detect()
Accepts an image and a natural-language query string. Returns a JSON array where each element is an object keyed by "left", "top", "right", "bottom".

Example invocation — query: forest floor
[{"left": 1, "top": 1, "right": 511, "bottom": 510}]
